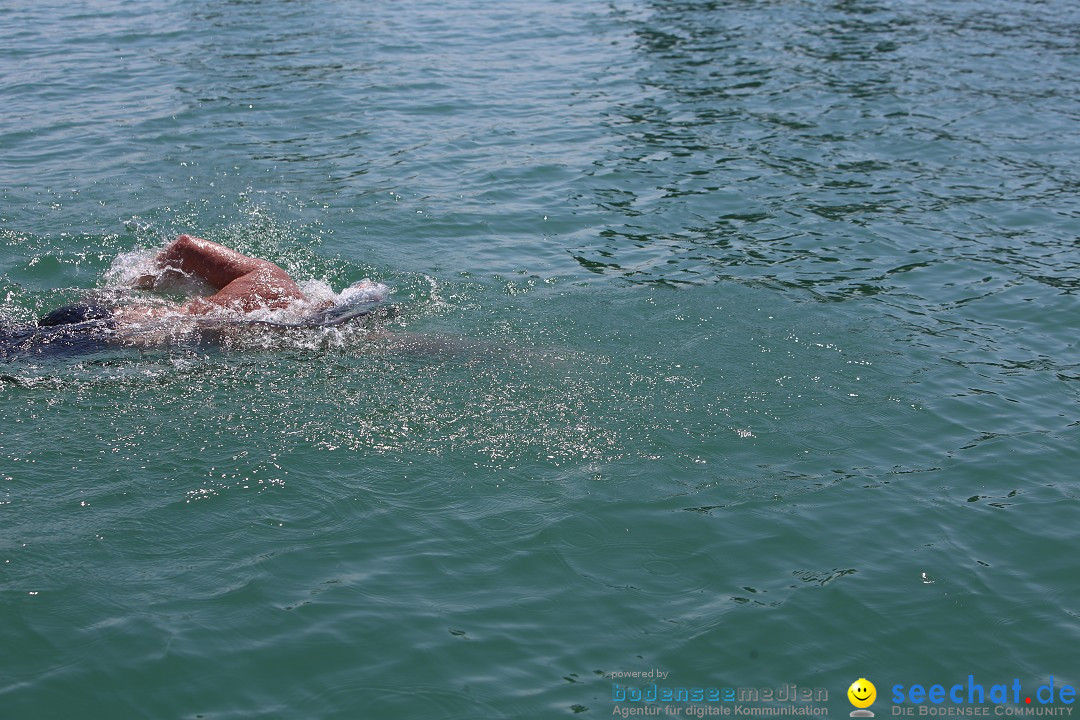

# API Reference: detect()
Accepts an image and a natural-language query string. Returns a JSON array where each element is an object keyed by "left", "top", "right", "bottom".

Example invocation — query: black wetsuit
[
  {"left": 2, "top": 299, "right": 394, "bottom": 361},
  {"left": 0, "top": 303, "right": 117, "bottom": 361},
  {"left": 36, "top": 303, "right": 115, "bottom": 328}
]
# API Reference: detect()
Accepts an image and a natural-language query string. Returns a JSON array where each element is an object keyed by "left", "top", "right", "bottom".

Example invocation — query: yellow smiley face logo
[{"left": 848, "top": 679, "right": 876, "bottom": 709}]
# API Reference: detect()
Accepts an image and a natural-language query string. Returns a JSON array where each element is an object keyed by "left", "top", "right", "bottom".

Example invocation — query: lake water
[{"left": 2, "top": 0, "right": 1079, "bottom": 717}]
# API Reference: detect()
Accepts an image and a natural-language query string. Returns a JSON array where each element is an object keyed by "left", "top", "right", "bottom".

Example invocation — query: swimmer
[
  {"left": 2, "top": 235, "right": 392, "bottom": 360},
  {"left": 119, "top": 234, "right": 390, "bottom": 328},
  {"left": 126, "top": 234, "right": 393, "bottom": 327}
]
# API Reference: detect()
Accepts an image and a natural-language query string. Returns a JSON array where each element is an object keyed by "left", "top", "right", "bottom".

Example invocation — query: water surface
[{"left": 2, "top": 0, "right": 1078, "bottom": 717}]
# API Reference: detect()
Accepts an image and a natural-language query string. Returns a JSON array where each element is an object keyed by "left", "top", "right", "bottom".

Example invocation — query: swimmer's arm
[
  {"left": 158, "top": 235, "right": 267, "bottom": 288},
  {"left": 137, "top": 235, "right": 281, "bottom": 289},
  {"left": 180, "top": 265, "right": 307, "bottom": 314},
  {"left": 136, "top": 234, "right": 307, "bottom": 313}
]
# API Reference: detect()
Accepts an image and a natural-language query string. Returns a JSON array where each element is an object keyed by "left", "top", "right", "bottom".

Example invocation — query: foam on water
[{"left": 101, "top": 248, "right": 161, "bottom": 290}]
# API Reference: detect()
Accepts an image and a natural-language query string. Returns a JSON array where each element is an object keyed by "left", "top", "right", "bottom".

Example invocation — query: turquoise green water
[{"left": 2, "top": 0, "right": 1079, "bottom": 717}]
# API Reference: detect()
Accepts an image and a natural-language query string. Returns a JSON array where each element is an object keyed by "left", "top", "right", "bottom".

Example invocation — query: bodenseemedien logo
[{"left": 849, "top": 678, "right": 877, "bottom": 717}]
